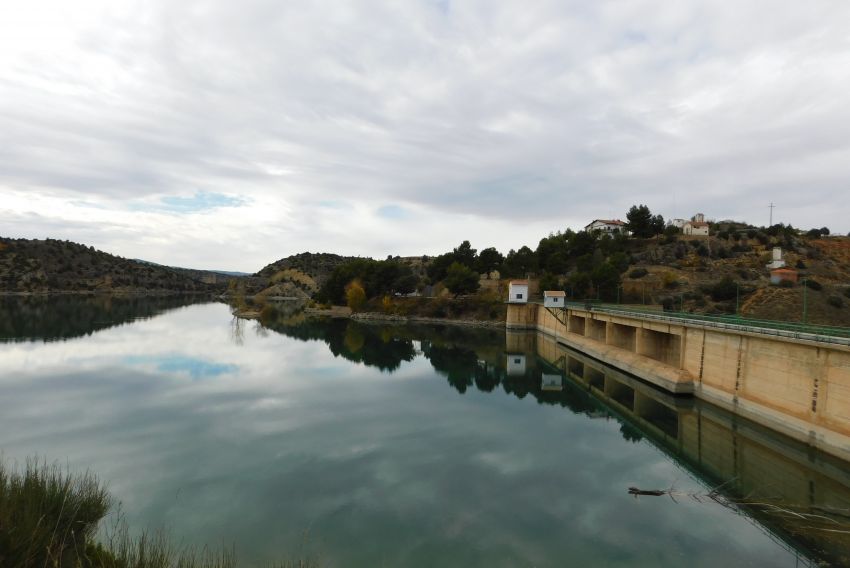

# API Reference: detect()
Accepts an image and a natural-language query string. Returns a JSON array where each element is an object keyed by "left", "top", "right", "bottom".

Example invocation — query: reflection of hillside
[
  {"left": 262, "top": 318, "right": 416, "bottom": 372},
  {"left": 262, "top": 315, "right": 511, "bottom": 375},
  {"left": 0, "top": 295, "right": 211, "bottom": 342},
  {"left": 262, "top": 316, "right": 607, "bottom": 419}
]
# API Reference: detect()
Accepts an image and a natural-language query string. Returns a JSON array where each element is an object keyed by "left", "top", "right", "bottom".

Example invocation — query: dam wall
[{"left": 507, "top": 302, "right": 850, "bottom": 461}]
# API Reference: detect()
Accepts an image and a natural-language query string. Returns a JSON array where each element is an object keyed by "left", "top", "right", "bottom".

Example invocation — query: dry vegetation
[{"left": 0, "top": 238, "right": 218, "bottom": 295}]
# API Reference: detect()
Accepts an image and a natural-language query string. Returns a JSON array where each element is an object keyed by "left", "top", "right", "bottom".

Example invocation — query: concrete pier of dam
[{"left": 507, "top": 302, "right": 850, "bottom": 461}]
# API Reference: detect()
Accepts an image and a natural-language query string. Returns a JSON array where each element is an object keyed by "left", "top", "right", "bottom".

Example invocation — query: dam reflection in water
[{"left": 507, "top": 330, "right": 850, "bottom": 566}]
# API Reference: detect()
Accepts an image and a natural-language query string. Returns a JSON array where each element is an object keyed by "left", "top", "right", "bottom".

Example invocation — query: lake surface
[{"left": 1, "top": 297, "right": 849, "bottom": 567}]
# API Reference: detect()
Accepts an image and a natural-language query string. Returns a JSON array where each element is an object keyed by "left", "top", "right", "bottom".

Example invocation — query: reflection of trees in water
[
  {"left": 264, "top": 316, "right": 607, "bottom": 420},
  {"left": 423, "top": 343, "right": 482, "bottom": 394},
  {"left": 620, "top": 423, "right": 644, "bottom": 443},
  {"left": 0, "top": 295, "right": 212, "bottom": 342},
  {"left": 230, "top": 315, "right": 245, "bottom": 346},
  {"left": 263, "top": 317, "right": 415, "bottom": 372}
]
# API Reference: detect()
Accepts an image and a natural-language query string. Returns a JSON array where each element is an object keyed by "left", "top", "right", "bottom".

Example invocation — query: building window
[
  {"left": 514, "top": 358, "right": 521, "bottom": 364},
  {"left": 516, "top": 293, "right": 523, "bottom": 299}
]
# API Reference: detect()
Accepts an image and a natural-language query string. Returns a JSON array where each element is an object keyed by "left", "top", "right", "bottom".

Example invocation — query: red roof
[
  {"left": 590, "top": 219, "right": 625, "bottom": 225},
  {"left": 544, "top": 291, "right": 566, "bottom": 297},
  {"left": 509, "top": 280, "right": 529, "bottom": 285},
  {"left": 771, "top": 268, "right": 798, "bottom": 274}
]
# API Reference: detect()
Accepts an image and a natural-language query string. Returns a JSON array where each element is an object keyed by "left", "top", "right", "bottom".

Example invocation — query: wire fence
[{"left": 557, "top": 301, "right": 850, "bottom": 346}]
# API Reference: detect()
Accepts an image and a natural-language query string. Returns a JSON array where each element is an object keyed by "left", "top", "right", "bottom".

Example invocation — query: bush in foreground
[{"left": 0, "top": 459, "right": 317, "bottom": 568}]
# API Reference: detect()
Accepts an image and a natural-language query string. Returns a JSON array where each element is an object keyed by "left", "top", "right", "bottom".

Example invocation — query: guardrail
[{"left": 560, "top": 302, "right": 850, "bottom": 347}]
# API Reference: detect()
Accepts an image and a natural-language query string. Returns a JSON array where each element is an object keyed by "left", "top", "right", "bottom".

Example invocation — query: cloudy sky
[{"left": 1, "top": 1, "right": 848, "bottom": 271}]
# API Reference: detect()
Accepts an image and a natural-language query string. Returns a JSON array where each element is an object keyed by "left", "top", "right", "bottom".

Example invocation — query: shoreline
[
  {"left": 0, "top": 289, "right": 218, "bottom": 297},
  {"left": 350, "top": 311, "right": 504, "bottom": 328}
]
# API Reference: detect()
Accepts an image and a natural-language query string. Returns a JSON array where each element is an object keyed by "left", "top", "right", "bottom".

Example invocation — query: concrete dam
[{"left": 507, "top": 302, "right": 850, "bottom": 461}]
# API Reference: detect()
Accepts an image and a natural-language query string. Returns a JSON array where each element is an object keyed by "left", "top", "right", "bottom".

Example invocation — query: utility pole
[
  {"left": 735, "top": 282, "right": 740, "bottom": 318},
  {"left": 802, "top": 278, "right": 808, "bottom": 324},
  {"left": 769, "top": 202, "right": 776, "bottom": 226}
]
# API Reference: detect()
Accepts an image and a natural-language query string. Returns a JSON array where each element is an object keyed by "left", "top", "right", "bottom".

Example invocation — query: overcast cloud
[{"left": 1, "top": 0, "right": 848, "bottom": 271}]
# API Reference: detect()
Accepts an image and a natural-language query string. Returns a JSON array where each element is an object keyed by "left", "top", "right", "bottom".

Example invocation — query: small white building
[
  {"left": 584, "top": 219, "right": 628, "bottom": 235},
  {"left": 506, "top": 354, "right": 526, "bottom": 376},
  {"left": 543, "top": 290, "right": 566, "bottom": 308},
  {"left": 670, "top": 218, "right": 688, "bottom": 229},
  {"left": 683, "top": 221, "right": 709, "bottom": 236},
  {"left": 766, "top": 247, "right": 786, "bottom": 270},
  {"left": 508, "top": 280, "right": 529, "bottom": 303},
  {"left": 692, "top": 212, "right": 705, "bottom": 223}
]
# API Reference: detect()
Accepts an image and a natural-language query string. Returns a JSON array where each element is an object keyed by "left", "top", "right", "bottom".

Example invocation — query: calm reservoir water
[{"left": 2, "top": 297, "right": 850, "bottom": 567}]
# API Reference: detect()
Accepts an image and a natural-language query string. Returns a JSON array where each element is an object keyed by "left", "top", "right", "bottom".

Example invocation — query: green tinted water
[{"left": 1, "top": 297, "right": 848, "bottom": 567}]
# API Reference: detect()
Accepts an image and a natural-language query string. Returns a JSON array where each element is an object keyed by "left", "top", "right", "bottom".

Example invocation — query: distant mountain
[
  {"left": 0, "top": 238, "right": 220, "bottom": 294},
  {"left": 133, "top": 259, "right": 249, "bottom": 284}
]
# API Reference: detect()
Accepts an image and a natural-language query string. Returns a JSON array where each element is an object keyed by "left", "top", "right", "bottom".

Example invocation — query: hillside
[
  {"left": 621, "top": 235, "right": 850, "bottom": 326},
  {"left": 250, "top": 252, "right": 360, "bottom": 299},
  {"left": 0, "top": 238, "right": 219, "bottom": 295}
]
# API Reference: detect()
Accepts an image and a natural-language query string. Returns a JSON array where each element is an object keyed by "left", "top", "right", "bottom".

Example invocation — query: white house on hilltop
[
  {"left": 584, "top": 219, "right": 629, "bottom": 235},
  {"left": 683, "top": 221, "right": 709, "bottom": 236}
]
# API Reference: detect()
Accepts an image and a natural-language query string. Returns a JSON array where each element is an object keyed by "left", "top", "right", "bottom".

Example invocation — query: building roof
[
  {"left": 587, "top": 219, "right": 626, "bottom": 226},
  {"left": 686, "top": 221, "right": 709, "bottom": 227},
  {"left": 509, "top": 279, "right": 529, "bottom": 285},
  {"left": 544, "top": 290, "right": 566, "bottom": 297},
  {"left": 770, "top": 268, "right": 798, "bottom": 274}
]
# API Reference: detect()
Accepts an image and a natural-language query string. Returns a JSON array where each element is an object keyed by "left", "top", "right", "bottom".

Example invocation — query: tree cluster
[
  {"left": 316, "top": 258, "right": 417, "bottom": 304},
  {"left": 626, "top": 205, "right": 665, "bottom": 238},
  {"left": 427, "top": 241, "right": 504, "bottom": 282}
]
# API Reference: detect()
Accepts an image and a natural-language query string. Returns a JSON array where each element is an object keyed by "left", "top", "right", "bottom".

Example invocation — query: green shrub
[
  {"left": 709, "top": 276, "right": 738, "bottom": 301},
  {"left": 661, "top": 272, "right": 679, "bottom": 289},
  {"left": 628, "top": 268, "right": 648, "bottom": 279},
  {"left": 803, "top": 279, "right": 822, "bottom": 291},
  {"left": 0, "top": 459, "right": 111, "bottom": 568},
  {"left": 0, "top": 459, "right": 317, "bottom": 568},
  {"left": 827, "top": 295, "right": 845, "bottom": 309}
]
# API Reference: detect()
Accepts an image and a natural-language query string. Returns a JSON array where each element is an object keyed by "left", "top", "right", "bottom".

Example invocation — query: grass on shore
[{"left": 0, "top": 458, "right": 318, "bottom": 568}]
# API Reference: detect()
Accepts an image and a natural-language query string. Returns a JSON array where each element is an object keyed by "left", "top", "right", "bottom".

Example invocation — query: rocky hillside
[
  {"left": 623, "top": 235, "right": 850, "bottom": 326},
  {"left": 252, "top": 252, "right": 359, "bottom": 298},
  {"left": 0, "top": 238, "right": 219, "bottom": 295}
]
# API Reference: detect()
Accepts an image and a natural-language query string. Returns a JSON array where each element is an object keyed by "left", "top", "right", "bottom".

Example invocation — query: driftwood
[
  {"left": 627, "top": 478, "right": 850, "bottom": 541},
  {"left": 628, "top": 487, "right": 666, "bottom": 497}
]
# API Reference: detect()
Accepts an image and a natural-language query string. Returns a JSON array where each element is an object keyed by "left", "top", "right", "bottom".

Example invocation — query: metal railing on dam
[{"left": 560, "top": 301, "right": 850, "bottom": 346}]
